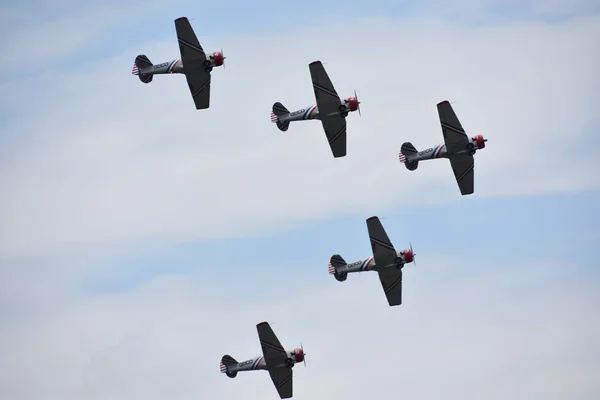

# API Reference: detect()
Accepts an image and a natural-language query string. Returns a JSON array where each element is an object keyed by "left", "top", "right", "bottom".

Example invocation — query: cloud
[
  {"left": 0, "top": 255, "right": 597, "bottom": 399},
  {"left": 1, "top": 14, "right": 599, "bottom": 258}
]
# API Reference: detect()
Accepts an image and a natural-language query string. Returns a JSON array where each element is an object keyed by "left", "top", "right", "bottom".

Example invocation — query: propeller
[
  {"left": 221, "top": 47, "right": 226, "bottom": 68},
  {"left": 354, "top": 89, "right": 361, "bottom": 116},
  {"left": 410, "top": 242, "right": 417, "bottom": 266},
  {"left": 301, "top": 342, "right": 306, "bottom": 367}
]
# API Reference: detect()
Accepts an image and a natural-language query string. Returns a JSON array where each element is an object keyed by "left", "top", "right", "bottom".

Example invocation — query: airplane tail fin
[
  {"left": 400, "top": 142, "right": 419, "bottom": 171},
  {"left": 220, "top": 354, "right": 238, "bottom": 378},
  {"left": 329, "top": 254, "right": 348, "bottom": 282},
  {"left": 271, "top": 102, "right": 290, "bottom": 131},
  {"left": 132, "top": 54, "right": 154, "bottom": 84}
]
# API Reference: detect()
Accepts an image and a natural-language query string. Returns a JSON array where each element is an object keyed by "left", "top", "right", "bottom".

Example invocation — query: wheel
[
  {"left": 395, "top": 257, "right": 403, "bottom": 264},
  {"left": 340, "top": 112, "right": 348, "bottom": 118},
  {"left": 285, "top": 358, "right": 294, "bottom": 368},
  {"left": 467, "top": 142, "right": 475, "bottom": 150},
  {"left": 338, "top": 104, "right": 347, "bottom": 112},
  {"left": 468, "top": 150, "right": 476, "bottom": 156},
  {"left": 204, "top": 66, "right": 213, "bottom": 73},
  {"left": 203, "top": 59, "right": 212, "bottom": 67}
]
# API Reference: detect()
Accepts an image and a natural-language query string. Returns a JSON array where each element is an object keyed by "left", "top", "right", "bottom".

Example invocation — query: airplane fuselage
[
  {"left": 281, "top": 105, "right": 321, "bottom": 122},
  {"left": 277, "top": 97, "right": 358, "bottom": 124},
  {"left": 138, "top": 52, "right": 224, "bottom": 77},
  {"left": 336, "top": 250, "right": 412, "bottom": 275},
  {"left": 407, "top": 135, "right": 487, "bottom": 163},
  {"left": 409, "top": 142, "right": 449, "bottom": 161},
  {"left": 226, "top": 348, "right": 303, "bottom": 373},
  {"left": 141, "top": 58, "right": 185, "bottom": 75}
]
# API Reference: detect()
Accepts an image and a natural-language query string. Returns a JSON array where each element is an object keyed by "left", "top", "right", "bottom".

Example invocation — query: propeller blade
[
  {"left": 221, "top": 47, "right": 225, "bottom": 68},
  {"left": 410, "top": 242, "right": 416, "bottom": 266},
  {"left": 302, "top": 342, "right": 306, "bottom": 367},
  {"left": 354, "top": 89, "right": 361, "bottom": 116}
]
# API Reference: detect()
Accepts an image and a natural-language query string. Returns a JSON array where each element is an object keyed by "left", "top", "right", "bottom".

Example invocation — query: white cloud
[
  {"left": 0, "top": 256, "right": 597, "bottom": 399},
  {"left": 1, "top": 15, "right": 599, "bottom": 257}
]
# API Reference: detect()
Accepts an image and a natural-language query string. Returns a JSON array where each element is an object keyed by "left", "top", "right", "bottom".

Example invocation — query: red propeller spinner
[
  {"left": 403, "top": 243, "right": 416, "bottom": 265},
  {"left": 293, "top": 343, "right": 306, "bottom": 366},
  {"left": 474, "top": 134, "right": 487, "bottom": 149},
  {"left": 346, "top": 90, "right": 361, "bottom": 115},
  {"left": 213, "top": 48, "right": 226, "bottom": 67}
]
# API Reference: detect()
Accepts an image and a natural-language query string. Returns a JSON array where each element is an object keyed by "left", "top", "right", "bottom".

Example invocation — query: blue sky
[{"left": 0, "top": 1, "right": 599, "bottom": 399}]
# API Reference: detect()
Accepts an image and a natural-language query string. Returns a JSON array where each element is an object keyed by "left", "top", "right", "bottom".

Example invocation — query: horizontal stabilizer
[
  {"left": 220, "top": 354, "right": 238, "bottom": 378},
  {"left": 329, "top": 254, "right": 348, "bottom": 282},
  {"left": 221, "top": 354, "right": 238, "bottom": 367},
  {"left": 271, "top": 102, "right": 290, "bottom": 131},
  {"left": 133, "top": 54, "right": 153, "bottom": 83},
  {"left": 272, "top": 102, "right": 289, "bottom": 116},
  {"left": 329, "top": 254, "right": 347, "bottom": 273},
  {"left": 400, "top": 142, "right": 419, "bottom": 171}
]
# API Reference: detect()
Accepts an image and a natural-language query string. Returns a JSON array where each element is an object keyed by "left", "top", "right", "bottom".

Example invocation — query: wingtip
[
  {"left": 437, "top": 100, "right": 450, "bottom": 106},
  {"left": 257, "top": 321, "right": 269, "bottom": 326},
  {"left": 309, "top": 60, "right": 322, "bottom": 66},
  {"left": 175, "top": 16, "right": 188, "bottom": 22},
  {"left": 366, "top": 216, "right": 379, "bottom": 222}
]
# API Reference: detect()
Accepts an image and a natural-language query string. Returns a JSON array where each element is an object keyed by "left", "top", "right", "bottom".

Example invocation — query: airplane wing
[
  {"left": 437, "top": 101, "right": 469, "bottom": 154},
  {"left": 268, "top": 367, "right": 293, "bottom": 399},
  {"left": 449, "top": 153, "right": 475, "bottom": 195},
  {"left": 437, "top": 101, "right": 475, "bottom": 195},
  {"left": 256, "top": 322, "right": 288, "bottom": 367},
  {"left": 366, "top": 216, "right": 397, "bottom": 267},
  {"left": 309, "top": 61, "right": 346, "bottom": 158},
  {"left": 366, "top": 216, "right": 403, "bottom": 306},
  {"left": 174, "top": 17, "right": 211, "bottom": 110},
  {"left": 378, "top": 269, "right": 403, "bottom": 306}
]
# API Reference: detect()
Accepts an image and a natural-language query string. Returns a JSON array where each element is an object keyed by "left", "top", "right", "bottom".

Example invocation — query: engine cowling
[
  {"left": 293, "top": 348, "right": 304, "bottom": 362},
  {"left": 212, "top": 51, "right": 225, "bottom": 66},
  {"left": 474, "top": 134, "right": 486, "bottom": 149},
  {"left": 403, "top": 249, "right": 414, "bottom": 263},
  {"left": 346, "top": 97, "right": 359, "bottom": 112}
]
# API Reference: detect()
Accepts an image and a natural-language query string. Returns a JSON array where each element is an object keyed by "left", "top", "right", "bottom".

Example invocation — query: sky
[{"left": 0, "top": 0, "right": 599, "bottom": 399}]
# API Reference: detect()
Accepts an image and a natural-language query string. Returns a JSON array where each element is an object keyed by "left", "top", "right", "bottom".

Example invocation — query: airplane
[
  {"left": 131, "top": 17, "right": 225, "bottom": 110},
  {"left": 399, "top": 100, "right": 487, "bottom": 195},
  {"left": 328, "top": 216, "right": 416, "bottom": 307},
  {"left": 270, "top": 60, "right": 361, "bottom": 158},
  {"left": 220, "top": 321, "right": 305, "bottom": 399}
]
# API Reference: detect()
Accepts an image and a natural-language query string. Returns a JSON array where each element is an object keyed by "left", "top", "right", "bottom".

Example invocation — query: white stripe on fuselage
[{"left": 410, "top": 143, "right": 448, "bottom": 161}]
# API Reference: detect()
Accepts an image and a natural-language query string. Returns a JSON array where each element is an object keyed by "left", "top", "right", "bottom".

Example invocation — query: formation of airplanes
[
  {"left": 131, "top": 16, "right": 490, "bottom": 399},
  {"left": 131, "top": 17, "right": 487, "bottom": 196}
]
